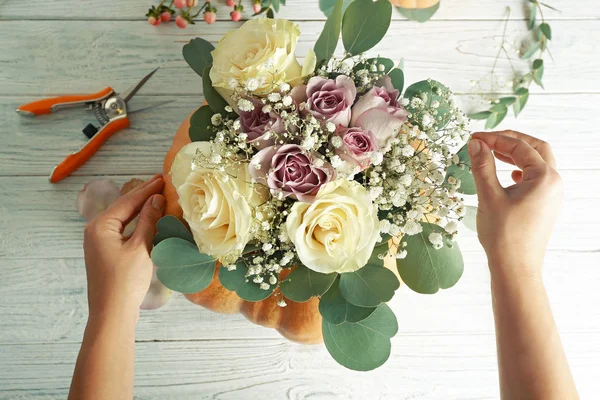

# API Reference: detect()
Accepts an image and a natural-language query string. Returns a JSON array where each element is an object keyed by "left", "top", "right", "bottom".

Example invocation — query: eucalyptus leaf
[
  {"left": 404, "top": 79, "right": 452, "bottom": 129},
  {"left": 388, "top": 68, "right": 404, "bottom": 94},
  {"left": 498, "top": 97, "right": 516, "bottom": 106},
  {"left": 485, "top": 107, "right": 508, "bottom": 130},
  {"left": 189, "top": 105, "right": 215, "bottom": 142},
  {"left": 319, "top": 277, "right": 376, "bottom": 324},
  {"left": 218, "top": 262, "right": 274, "bottom": 302},
  {"left": 279, "top": 265, "right": 337, "bottom": 302},
  {"left": 339, "top": 264, "right": 399, "bottom": 307},
  {"left": 182, "top": 38, "right": 215, "bottom": 78},
  {"left": 532, "top": 59, "right": 544, "bottom": 88},
  {"left": 521, "top": 41, "right": 541, "bottom": 59},
  {"left": 272, "top": 0, "right": 280, "bottom": 12},
  {"left": 322, "top": 303, "right": 398, "bottom": 371},
  {"left": 395, "top": 2, "right": 440, "bottom": 23},
  {"left": 154, "top": 215, "right": 194, "bottom": 245},
  {"left": 342, "top": 0, "right": 392, "bottom": 55},
  {"left": 396, "top": 223, "right": 464, "bottom": 294},
  {"left": 314, "top": 0, "right": 343, "bottom": 62},
  {"left": 266, "top": 8, "right": 274, "bottom": 18},
  {"left": 528, "top": 2, "right": 537, "bottom": 30},
  {"left": 462, "top": 205, "right": 478, "bottom": 232},
  {"left": 319, "top": 0, "right": 354, "bottom": 17},
  {"left": 444, "top": 143, "right": 476, "bottom": 195},
  {"left": 202, "top": 66, "right": 227, "bottom": 113},
  {"left": 468, "top": 111, "right": 492, "bottom": 120},
  {"left": 152, "top": 238, "right": 216, "bottom": 294},
  {"left": 489, "top": 103, "right": 508, "bottom": 113},
  {"left": 539, "top": 23, "right": 552, "bottom": 40},
  {"left": 513, "top": 87, "right": 530, "bottom": 117}
]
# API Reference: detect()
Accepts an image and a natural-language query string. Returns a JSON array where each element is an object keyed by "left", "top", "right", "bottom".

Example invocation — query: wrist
[
  {"left": 88, "top": 303, "right": 140, "bottom": 331},
  {"left": 487, "top": 255, "right": 545, "bottom": 294}
]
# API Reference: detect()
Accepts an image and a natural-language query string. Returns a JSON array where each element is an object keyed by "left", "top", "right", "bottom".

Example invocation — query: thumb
[
  {"left": 468, "top": 139, "right": 502, "bottom": 201},
  {"left": 130, "top": 194, "right": 165, "bottom": 252}
]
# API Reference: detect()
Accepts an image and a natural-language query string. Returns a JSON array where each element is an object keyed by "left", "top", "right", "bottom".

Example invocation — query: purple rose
[
  {"left": 306, "top": 75, "right": 357, "bottom": 127},
  {"left": 352, "top": 76, "right": 409, "bottom": 145},
  {"left": 238, "top": 101, "right": 285, "bottom": 150},
  {"left": 249, "top": 144, "right": 334, "bottom": 202},
  {"left": 335, "top": 126, "right": 379, "bottom": 170}
]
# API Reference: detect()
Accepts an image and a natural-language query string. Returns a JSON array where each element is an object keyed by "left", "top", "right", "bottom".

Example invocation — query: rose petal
[
  {"left": 76, "top": 179, "right": 121, "bottom": 222},
  {"left": 140, "top": 266, "right": 173, "bottom": 310}
]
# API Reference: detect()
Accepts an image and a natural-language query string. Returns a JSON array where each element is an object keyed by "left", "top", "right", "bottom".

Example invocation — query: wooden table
[{"left": 1, "top": 1, "right": 599, "bottom": 398}]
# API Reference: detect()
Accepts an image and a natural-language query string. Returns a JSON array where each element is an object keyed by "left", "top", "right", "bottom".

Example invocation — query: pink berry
[
  {"left": 226, "top": 0, "right": 236, "bottom": 7},
  {"left": 230, "top": 10, "right": 241, "bottom": 21},
  {"left": 148, "top": 16, "right": 157, "bottom": 25},
  {"left": 160, "top": 11, "right": 172, "bottom": 22},
  {"left": 204, "top": 11, "right": 217, "bottom": 24},
  {"left": 187, "top": 0, "right": 199, "bottom": 7},
  {"left": 175, "top": 15, "right": 188, "bottom": 28},
  {"left": 174, "top": 0, "right": 187, "bottom": 9},
  {"left": 253, "top": 3, "right": 261, "bottom": 13}
]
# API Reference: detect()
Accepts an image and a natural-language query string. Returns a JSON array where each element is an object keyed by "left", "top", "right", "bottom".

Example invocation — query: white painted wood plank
[
  {"left": 1, "top": 172, "right": 597, "bottom": 259},
  {"left": 0, "top": 20, "right": 597, "bottom": 96},
  {"left": 0, "top": 0, "right": 597, "bottom": 20},
  {"left": 0, "top": 332, "right": 598, "bottom": 399},
  {"left": 2, "top": 93, "right": 599, "bottom": 177},
  {"left": 1, "top": 251, "right": 598, "bottom": 345}
]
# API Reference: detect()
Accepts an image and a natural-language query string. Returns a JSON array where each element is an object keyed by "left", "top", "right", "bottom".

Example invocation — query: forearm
[
  {"left": 68, "top": 310, "right": 138, "bottom": 400},
  {"left": 490, "top": 258, "right": 577, "bottom": 400}
]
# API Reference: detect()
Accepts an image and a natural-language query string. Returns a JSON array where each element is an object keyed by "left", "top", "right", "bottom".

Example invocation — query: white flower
[
  {"left": 371, "top": 152, "right": 384, "bottom": 166},
  {"left": 428, "top": 232, "right": 444, "bottom": 249},
  {"left": 246, "top": 78, "right": 260, "bottom": 91},
  {"left": 268, "top": 92, "right": 282, "bottom": 102},
  {"left": 399, "top": 174, "right": 413, "bottom": 187},
  {"left": 396, "top": 250, "right": 407, "bottom": 259},
  {"left": 445, "top": 221, "right": 459, "bottom": 234},
  {"left": 331, "top": 136, "right": 343, "bottom": 148},
  {"left": 277, "top": 299, "right": 287, "bottom": 307},
  {"left": 286, "top": 180, "right": 380, "bottom": 274},
  {"left": 282, "top": 95, "right": 293, "bottom": 107},
  {"left": 403, "top": 220, "right": 423, "bottom": 235},
  {"left": 211, "top": 113, "right": 223, "bottom": 126},
  {"left": 326, "top": 122, "right": 336, "bottom": 132},
  {"left": 280, "top": 83, "right": 291, "bottom": 92},
  {"left": 238, "top": 99, "right": 254, "bottom": 112},
  {"left": 170, "top": 142, "right": 268, "bottom": 262},
  {"left": 401, "top": 145, "right": 415, "bottom": 157},
  {"left": 260, "top": 282, "right": 270, "bottom": 290}
]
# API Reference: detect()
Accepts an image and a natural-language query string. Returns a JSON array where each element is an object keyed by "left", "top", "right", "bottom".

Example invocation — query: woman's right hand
[{"left": 468, "top": 130, "right": 563, "bottom": 283}]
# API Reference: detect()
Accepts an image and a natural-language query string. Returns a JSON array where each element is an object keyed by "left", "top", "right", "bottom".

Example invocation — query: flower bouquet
[{"left": 153, "top": 0, "right": 474, "bottom": 371}]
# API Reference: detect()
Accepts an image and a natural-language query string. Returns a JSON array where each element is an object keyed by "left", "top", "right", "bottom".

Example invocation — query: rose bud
[
  {"left": 230, "top": 10, "right": 241, "bottom": 21},
  {"left": 204, "top": 10, "right": 217, "bottom": 24},
  {"left": 174, "top": 0, "right": 187, "bottom": 9},
  {"left": 160, "top": 11, "right": 172, "bottom": 22},
  {"left": 175, "top": 15, "right": 188, "bottom": 28}
]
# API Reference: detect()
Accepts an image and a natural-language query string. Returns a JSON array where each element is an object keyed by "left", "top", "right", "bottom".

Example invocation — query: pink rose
[
  {"left": 352, "top": 76, "right": 409, "bottom": 145},
  {"left": 249, "top": 144, "right": 334, "bottom": 202},
  {"left": 335, "top": 126, "right": 379, "bottom": 170},
  {"left": 306, "top": 75, "right": 356, "bottom": 127},
  {"left": 238, "top": 101, "right": 285, "bottom": 149}
]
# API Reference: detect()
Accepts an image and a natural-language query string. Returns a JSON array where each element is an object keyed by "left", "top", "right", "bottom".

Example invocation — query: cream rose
[
  {"left": 171, "top": 142, "right": 267, "bottom": 263},
  {"left": 285, "top": 180, "right": 380, "bottom": 274},
  {"left": 209, "top": 18, "right": 316, "bottom": 103}
]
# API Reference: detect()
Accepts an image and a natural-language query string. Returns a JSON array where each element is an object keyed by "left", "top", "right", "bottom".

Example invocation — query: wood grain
[
  {"left": 0, "top": 0, "right": 598, "bottom": 20},
  {"left": 0, "top": 20, "right": 598, "bottom": 97}
]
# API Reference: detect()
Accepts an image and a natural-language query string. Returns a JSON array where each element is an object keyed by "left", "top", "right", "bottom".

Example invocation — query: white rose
[
  {"left": 171, "top": 142, "right": 267, "bottom": 263},
  {"left": 285, "top": 180, "right": 380, "bottom": 274},
  {"left": 209, "top": 19, "right": 316, "bottom": 106}
]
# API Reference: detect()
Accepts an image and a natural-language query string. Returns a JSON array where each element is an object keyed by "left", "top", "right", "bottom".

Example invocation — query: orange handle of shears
[
  {"left": 50, "top": 117, "right": 130, "bottom": 183},
  {"left": 17, "top": 87, "right": 114, "bottom": 116}
]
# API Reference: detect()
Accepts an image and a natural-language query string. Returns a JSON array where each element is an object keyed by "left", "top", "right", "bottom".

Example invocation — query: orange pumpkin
[{"left": 162, "top": 111, "right": 324, "bottom": 344}]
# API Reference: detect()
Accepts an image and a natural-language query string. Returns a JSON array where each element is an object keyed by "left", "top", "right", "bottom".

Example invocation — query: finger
[
  {"left": 511, "top": 170, "right": 523, "bottom": 184},
  {"left": 493, "top": 130, "right": 556, "bottom": 169},
  {"left": 493, "top": 151, "right": 516, "bottom": 166},
  {"left": 468, "top": 138, "right": 503, "bottom": 201},
  {"left": 130, "top": 194, "right": 165, "bottom": 252},
  {"left": 472, "top": 132, "right": 547, "bottom": 176},
  {"left": 130, "top": 174, "right": 162, "bottom": 192},
  {"left": 101, "top": 178, "right": 165, "bottom": 230}
]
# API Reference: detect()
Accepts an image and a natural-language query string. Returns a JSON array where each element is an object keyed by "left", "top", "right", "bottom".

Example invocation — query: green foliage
[
  {"left": 154, "top": 215, "right": 194, "bottom": 245},
  {"left": 339, "top": 262, "right": 399, "bottom": 307},
  {"left": 513, "top": 87, "right": 530, "bottom": 117},
  {"left": 395, "top": 2, "right": 440, "bottom": 23},
  {"left": 189, "top": 105, "right": 215, "bottom": 142},
  {"left": 353, "top": 57, "right": 395, "bottom": 75},
  {"left": 468, "top": 111, "right": 491, "bottom": 120},
  {"left": 322, "top": 303, "right": 398, "bottom": 371},
  {"left": 319, "top": 278, "right": 376, "bottom": 324},
  {"left": 202, "top": 66, "right": 228, "bottom": 114},
  {"left": 485, "top": 103, "right": 508, "bottom": 130},
  {"left": 462, "top": 205, "right": 478, "bottom": 232},
  {"left": 532, "top": 59, "right": 544, "bottom": 88},
  {"left": 539, "top": 23, "right": 552, "bottom": 40},
  {"left": 314, "top": 0, "right": 343, "bottom": 62},
  {"left": 319, "top": 0, "right": 354, "bottom": 17},
  {"left": 388, "top": 68, "right": 405, "bottom": 94},
  {"left": 182, "top": 38, "right": 215, "bottom": 78},
  {"left": 279, "top": 265, "right": 337, "bottom": 302},
  {"left": 396, "top": 223, "right": 464, "bottom": 294},
  {"left": 218, "top": 262, "right": 274, "bottom": 302},
  {"left": 404, "top": 79, "right": 452, "bottom": 129},
  {"left": 521, "top": 40, "right": 541, "bottom": 59},
  {"left": 151, "top": 238, "right": 216, "bottom": 294},
  {"left": 444, "top": 143, "right": 476, "bottom": 195},
  {"left": 341, "top": 0, "right": 392, "bottom": 56}
]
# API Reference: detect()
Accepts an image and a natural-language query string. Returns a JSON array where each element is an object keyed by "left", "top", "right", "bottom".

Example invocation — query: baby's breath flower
[
  {"left": 211, "top": 113, "right": 223, "bottom": 126},
  {"left": 238, "top": 99, "right": 254, "bottom": 112},
  {"left": 428, "top": 232, "right": 444, "bottom": 249},
  {"left": 282, "top": 95, "right": 293, "bottom": 107},
  {"left": 268, "top": 92, "right": 281, "bottom": 102}
]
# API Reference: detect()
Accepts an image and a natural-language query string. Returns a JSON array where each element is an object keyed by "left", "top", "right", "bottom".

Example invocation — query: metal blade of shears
[
  {"left": 120, "top": 67, "right": 160, "bottom": 104},
  {"left": 127, "top": 99, "right": 175, "bottom": 115}
]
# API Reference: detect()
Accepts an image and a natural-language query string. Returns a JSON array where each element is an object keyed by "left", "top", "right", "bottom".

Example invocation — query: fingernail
[
  {"left": 468, "top": 139, "right": 481, "bottom": 155},
  {"left": 152, "top": 195, "right": 165, "bottom": 211}
]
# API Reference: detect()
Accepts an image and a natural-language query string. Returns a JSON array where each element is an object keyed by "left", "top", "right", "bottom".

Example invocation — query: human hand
[
  {"left": 468, "top": 130, "right": 563, "bottom": 283},
  {"left": 83, "top": 174, "right": 165, "bottom": 323}
]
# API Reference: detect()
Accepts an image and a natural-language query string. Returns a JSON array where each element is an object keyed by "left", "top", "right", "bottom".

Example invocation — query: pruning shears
[{"left": 16, "top": 68, "right": 165, "bottom": 183}]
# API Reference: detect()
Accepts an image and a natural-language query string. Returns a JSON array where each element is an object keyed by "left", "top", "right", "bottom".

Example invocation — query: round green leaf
[
  {"left": 319, "top": 0, "right": 354, "bottom": 17},
  {"left": 322, "top": 303, "right": 398, "bottom": 371},
  {"left": 189, "top": 105, "right": 215, "bottom": 142},
  {"left": 152, "top": 238, "right": 216, "bottom": 294},
  {"left": 154, "top": 215, "right": 194, "bottom": 245},
  {"left": 539, "top": 23, "right": 552, "bottom": 40},
  {"left": 404, "top": 79, "right": 452, "bottom": 129},
  {"left": 202, "top": 66, "right": 228, "bottom": 114},
  {"left": 444, "top": 143, "right": 476, "bottom": 195},
  {"left": 339, "top": 264, "right": 399, "bottom": 307},
  {"left": 468, "top": 111, "right": 492, "bottom": 120},
  {"left": 485, "top": 107, "right": 508, "bottom": 130},
  {"left": 513, "top": 87, "right": 530, "bottom": 117},
  {"left": 462, "top": 205, "right": 477, "bottom": 232},
  {"left": 279, "top": 265, "right": 337, "bottom": 302},
  {"left": 532, "top": 59, "right": 544, "bottom": 88},
  {"left": 388, "top": 68, "right": 404, "bottom": 94},
  {"left": 395, "top": 2, "right": 440, "bottom": 23},
  {"left": 396, "top": 223, "right": 464, "bottom": 294},
  {"left": 218, "top": 262, "right": 274, "bottom": 302},
  {"left": 182, "top": 38, "right": 215, "bottom": 78},
  {"left": 314, "top": 0, "right": 343, "bottom": 62},
  {"left": 341, "top": 0, "right": 392, "bottom": 56},
  {"left": 319, "top": 278, "right": 376, "bottom": 324}
]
